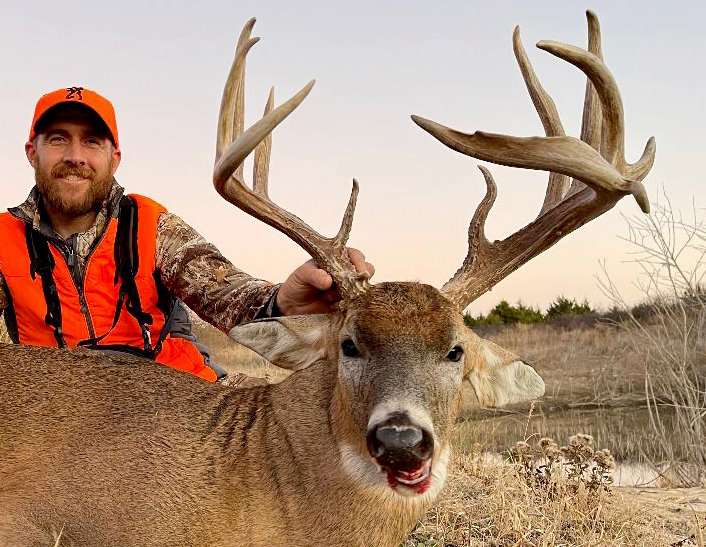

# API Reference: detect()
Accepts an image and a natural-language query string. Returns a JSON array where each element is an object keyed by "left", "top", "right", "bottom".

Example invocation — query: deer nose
[{"left": 366, "top": 414, "right": 434, "bottom": 468}]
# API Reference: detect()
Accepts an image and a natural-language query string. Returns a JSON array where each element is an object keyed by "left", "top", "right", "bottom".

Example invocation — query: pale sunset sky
[{"left": 2, "top": 1, "right": 703, "bottom": 315}]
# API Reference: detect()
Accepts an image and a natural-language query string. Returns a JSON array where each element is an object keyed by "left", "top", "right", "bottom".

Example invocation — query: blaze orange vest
[{"left": 0, "top": 194, "right": 217, "bottom": 382}]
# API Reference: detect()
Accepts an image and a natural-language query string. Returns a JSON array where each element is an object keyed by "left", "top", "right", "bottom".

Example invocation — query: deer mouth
[
  {"left": 366, "top": 411, "right": 436, "bottom": 495},
  {"left": 382, "top": 458, "right": 433, "bottom": 494}
]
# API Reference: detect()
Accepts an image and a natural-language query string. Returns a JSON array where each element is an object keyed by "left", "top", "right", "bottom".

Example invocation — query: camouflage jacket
[{"left": 0, "top": 180, "right": 279, "bottom": 334}]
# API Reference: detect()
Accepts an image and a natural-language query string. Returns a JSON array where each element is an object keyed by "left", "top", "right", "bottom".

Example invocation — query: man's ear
[
  {"left": 463, "top": 337, "right": 545, "bottom": 407},
  {"left": 228, "top": 314, "right": 334, "bottom": 371},
  {"left": 25, "top": 140, "right": 37, "bottom": 168},
  {"left": 110, "top": 146, "right": 121, "bottom": 175}
]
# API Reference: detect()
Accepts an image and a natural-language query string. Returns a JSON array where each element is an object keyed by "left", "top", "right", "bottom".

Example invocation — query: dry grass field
[
  {"left": 402, "top": 451, "right": 701, "bottom": 546},
  {"left": 480, "top": 322, "right": 650, "bottom": 408}
]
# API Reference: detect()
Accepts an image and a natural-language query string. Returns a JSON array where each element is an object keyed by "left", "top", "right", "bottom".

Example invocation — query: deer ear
[
  {"left": 228, "top": 315, "right": 334, "bottom": 371},
  {"left": 464, "top": 337, "right": 545, "bottom": 407}
]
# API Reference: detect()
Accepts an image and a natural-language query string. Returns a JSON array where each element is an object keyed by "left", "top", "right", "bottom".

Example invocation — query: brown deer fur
[{"left": 0, "top": 282, "right": 543, "bottom": 546}]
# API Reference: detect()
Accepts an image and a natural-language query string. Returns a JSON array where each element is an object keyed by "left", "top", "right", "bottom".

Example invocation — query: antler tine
[
  {"left": 512, "top": 25, "right": 570, "bottom": 215},
  {"left": 513, "top": 27, "right": 565, "bottom": 139},
  {"left": 214, "top": 19, "right": 370, "bottom": 301},
  {"left": 411, "top": 115, "right": 648, "bottom": 212},
  {"left": 567, "top": 10, "right": 603, "bottom": 198},
  {"left": 537, "top": 40, "right": 656, "bottom": 184},
  {"left": 216, "top": 17, "right": 258, "bottom": 165},
  {"left": 536, "top": 41, "right": 626, "bottom": 170},
  {"left": 441, "top": 166, "right": 497, "bottom": 308},
  {"left": 253, "top": 87, "right": 274, "bottom": 197},
  {"left": 579, "top": 10, "right": 603, "bottom": 152},
  {"left": 628, "top": 136, "right": 656, "bottom": 181},
  {"left": 412, "top": 11, "right": 656, "bottom": 311},
  {"left": 334, "top": 179, "right": 360, "bottom": 246}
]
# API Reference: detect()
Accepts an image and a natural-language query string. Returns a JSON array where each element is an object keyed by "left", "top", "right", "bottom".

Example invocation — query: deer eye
[
  {"left": 446, "top": 346, "right": 464, "bottom": 362},
  {"left": 340, "top": 339, "right": 361, "bottom": 358}
]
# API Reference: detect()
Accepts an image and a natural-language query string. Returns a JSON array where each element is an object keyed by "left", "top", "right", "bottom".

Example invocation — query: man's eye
[
  {"left": 47, "top": 135, "right": 67, "bottom": 145},
  {"left": 84, "top": 138, "right": 102, "bottom": 147}
]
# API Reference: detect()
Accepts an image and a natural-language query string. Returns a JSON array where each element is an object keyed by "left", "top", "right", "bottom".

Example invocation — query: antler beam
[
  {"left": 213, "top": 18, "right": 370, "bottom": 301},
  {"left": 413, "top": 10, "right": 656, "bottom": 311}
]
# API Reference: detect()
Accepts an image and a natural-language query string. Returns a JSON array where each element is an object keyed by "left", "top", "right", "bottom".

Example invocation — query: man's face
[{"left": 25, "top": 107, "right": 121, "bottom": 217}]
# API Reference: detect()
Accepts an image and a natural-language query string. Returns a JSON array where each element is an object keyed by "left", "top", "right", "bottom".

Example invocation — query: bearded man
[{"left": 0, "top": 87, "right": 373, "bottom": 382}]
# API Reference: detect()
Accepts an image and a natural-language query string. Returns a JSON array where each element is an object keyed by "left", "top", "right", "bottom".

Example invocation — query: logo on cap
[{"left": 66, "top": 87, "right": 84, "bottom": 100}]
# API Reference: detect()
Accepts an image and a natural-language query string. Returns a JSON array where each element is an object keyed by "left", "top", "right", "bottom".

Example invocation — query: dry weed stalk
[{"left": 600, "top": 193, "right": 706, "bottom": 485}]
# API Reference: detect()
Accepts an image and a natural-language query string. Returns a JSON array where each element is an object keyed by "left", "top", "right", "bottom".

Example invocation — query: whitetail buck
[{"left": 0, "top": 11, "right": 653, "bottom": 547}]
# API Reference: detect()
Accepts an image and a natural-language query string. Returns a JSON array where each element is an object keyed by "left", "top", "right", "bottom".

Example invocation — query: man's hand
[{"left": 276, "top": 248, "right": 375, "bottom": 315}]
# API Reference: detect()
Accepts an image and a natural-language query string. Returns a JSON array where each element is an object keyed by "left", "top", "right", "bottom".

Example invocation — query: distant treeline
[
  {"left": 466, "top": 289, "right": 706, "bottom": 332},
  {"left": 464, "top": 296, "right": 593, "bottom": 328}
]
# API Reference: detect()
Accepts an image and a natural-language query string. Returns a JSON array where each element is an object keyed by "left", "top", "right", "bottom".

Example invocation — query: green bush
[
  {"left": 546, "top": 296, "right": 594, "bottom": 320},
  {"left": 465, "top": 296, "right": 600, "bottom": 329},
  {"left": 465, "top": 300, "right": 544, "bottom": 327},
  {"left": 490, "top": 300, "right": 544, "bottom": 324}
]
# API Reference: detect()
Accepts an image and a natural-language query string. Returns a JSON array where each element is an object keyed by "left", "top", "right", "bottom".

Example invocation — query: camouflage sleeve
[{"left": 155, "top": 212, "right": 280, "bottom": 333}]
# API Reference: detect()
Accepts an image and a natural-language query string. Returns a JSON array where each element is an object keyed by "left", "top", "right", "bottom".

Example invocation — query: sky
[{"left": 2, "top": 1, "right": 703, "bottom": 315}]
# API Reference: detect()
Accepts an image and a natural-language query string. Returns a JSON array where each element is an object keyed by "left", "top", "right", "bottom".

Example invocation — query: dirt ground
[
  {"left": 619, "top": 487, "right": 706, "bottom": 546},
  {"left": 625, "top": 486, "right": 706, "bottom": 522}
]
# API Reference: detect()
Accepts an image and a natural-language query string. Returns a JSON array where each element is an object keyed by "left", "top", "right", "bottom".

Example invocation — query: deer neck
[{"left": 217, "top": 360, "right": 433, "bottom": 546}]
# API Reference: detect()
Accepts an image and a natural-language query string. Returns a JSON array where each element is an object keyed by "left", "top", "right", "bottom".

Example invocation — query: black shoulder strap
[
  {"left": 116, "top": 195, "right": 156, "bottom": 352},
  {"left": 80, "top": 195, "right": 156, "bottom": 353},
  {"left": 1, "top": 276, "right": 20, "bottom": 344},
  {"left": 24, "top": 225, "right": 66, "bottom": 348}
]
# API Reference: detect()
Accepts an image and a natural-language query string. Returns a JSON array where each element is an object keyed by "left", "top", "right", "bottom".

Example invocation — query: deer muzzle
[{"left": 366, "top": 411, "right": 435, "bottom": 493}]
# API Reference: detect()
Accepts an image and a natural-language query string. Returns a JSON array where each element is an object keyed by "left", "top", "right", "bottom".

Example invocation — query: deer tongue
[{"left": 385, "top": 459, "right": 432, "bottom": 494}]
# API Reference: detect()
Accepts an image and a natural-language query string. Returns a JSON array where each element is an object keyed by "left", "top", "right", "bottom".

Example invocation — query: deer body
[
  {"left": 2, "top": 283, "right": 530, "bottom": 546},
  {"left": 0, "top": 344, "right": 424, "bottom": 546}
]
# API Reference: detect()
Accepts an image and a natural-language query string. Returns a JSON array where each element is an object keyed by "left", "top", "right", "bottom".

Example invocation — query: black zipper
[
  {"left": 58, "top": 224, "right": 113, "bottom": 341},
  {"left": 58, "top": 236, "right": 95, "bottom": 339}
]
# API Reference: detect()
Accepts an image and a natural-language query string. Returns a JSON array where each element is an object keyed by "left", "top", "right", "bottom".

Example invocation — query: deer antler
[
  {"left": 214, "top": 18, "right": 370, "bottom": 301},
  {"left": 412, "top": 10, "right": 656, "bottom": 310}
]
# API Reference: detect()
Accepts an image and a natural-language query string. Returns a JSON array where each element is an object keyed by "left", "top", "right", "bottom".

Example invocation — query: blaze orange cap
[{"left": 29, "top": 86, "right": 119, "bottom": 148}]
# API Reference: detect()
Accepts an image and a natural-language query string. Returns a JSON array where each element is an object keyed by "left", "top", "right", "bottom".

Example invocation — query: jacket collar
[{"left": 8, "top": 179, "right": 125, "bottom": 243}]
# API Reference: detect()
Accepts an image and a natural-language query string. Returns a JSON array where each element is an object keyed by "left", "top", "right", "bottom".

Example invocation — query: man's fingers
[
  {"left": 346, "top": 247, "right": 374, "bottom": 278},
  {"left": 298, "top": 264, "right": 333, "bottom": 291},
  {"left": 278, "top": 250, "right": 374, "bottom": 316},
  {"left": 346, "top": 248, "right": 365, "bottom": 269}
]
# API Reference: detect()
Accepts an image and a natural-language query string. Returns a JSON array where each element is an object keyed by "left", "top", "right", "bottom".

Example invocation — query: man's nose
[{"left": 62, "top": 140, "right": 88, "bottom": 165}]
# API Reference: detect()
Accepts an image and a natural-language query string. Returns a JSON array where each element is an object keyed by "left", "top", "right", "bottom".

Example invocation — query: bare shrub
[
  {"left": 0, "top": 321, "right": 9, "bottom": 344},
  {"left": 510, "top": 434, "right": 615, "bottom": 496},
  {"left": 600, "top": 194, "right": 706, "bottom": 485},
  {"left": 404, "top": 437, "right": 681, "bottom": 546}
]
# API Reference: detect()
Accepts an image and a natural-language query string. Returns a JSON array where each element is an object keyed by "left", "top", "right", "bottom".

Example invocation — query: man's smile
[{"left": 56, "top": 175, "right": 90, "bottom": 184}]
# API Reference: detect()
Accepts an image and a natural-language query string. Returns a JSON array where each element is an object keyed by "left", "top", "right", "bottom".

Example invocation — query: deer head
[{"left": 219, "top": 13, "right": 653, "bottom": 498}]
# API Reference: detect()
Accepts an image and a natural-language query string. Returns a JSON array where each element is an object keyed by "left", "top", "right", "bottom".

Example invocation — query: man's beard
[{"left": 35, "top": 162, "right": 114, "bottom": 216}]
